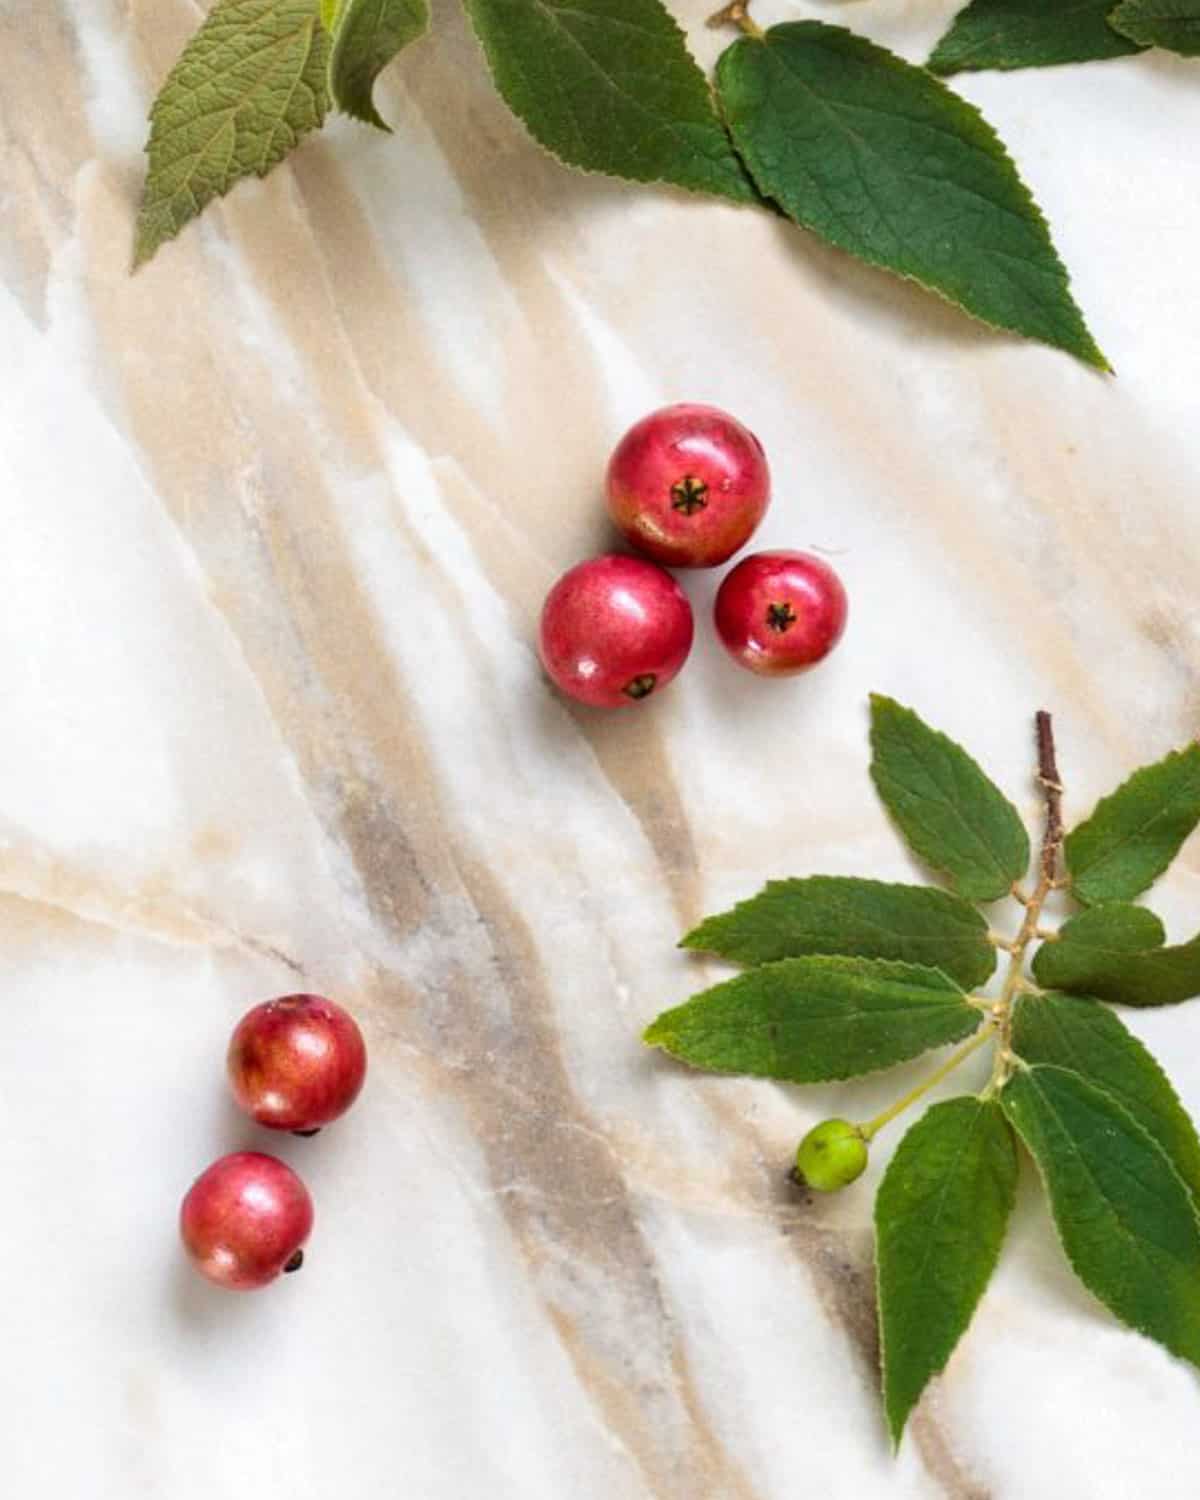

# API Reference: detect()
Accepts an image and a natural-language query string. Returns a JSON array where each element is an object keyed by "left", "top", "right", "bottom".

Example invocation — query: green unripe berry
[{"left": 794, "top": 1118, "right": 868, "bottom": 1193}]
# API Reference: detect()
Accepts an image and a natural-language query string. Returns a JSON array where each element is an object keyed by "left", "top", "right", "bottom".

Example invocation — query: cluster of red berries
[
  {"left": 538, "top": 403, "right": 848, "bottom": 708},
  {"left": 179, "top": 994, "right": 367, "bottom": 1291}
]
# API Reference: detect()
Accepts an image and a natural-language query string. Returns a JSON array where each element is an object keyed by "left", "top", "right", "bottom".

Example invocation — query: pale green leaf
[
  {"left": 460, "top": 0, "right": 757, "bottom": 204},
  {"left": 1013, "top": 993, "right": 1200, "bottom": 1200},
  {"left": 1111, "top": 0, "right": 1200, "bottom": 54},
  {"left": 868, "top": 696, "right": 1030, "bottom": 902},
  {"left": 1002, "top": 1064, "right": 1200, "bottom": 1368},
  {"left": 929, "top": 0, "right": 1141, "bottom": 75},
  {"left": 1065, "top": 743, "right": 1200, "bottom": 905},
  {"left": 1033, "top": 905, "right": 1200, "bottom": 1007},
  {"left": 876, "top": 1098, "right": 1017, "bottom": 1446},
  {"left": 682, "top": 877, "right": 996, "bottom": 988},
  {"left": 329, "top": 0, "right": 429, "bottom": 130},
  {"left": 714, "top": 23, "right": 1108, "bottom": 368},
  {"left": 135, "top": 0, "right": 331, "bottom": 268},
  {"left": 643, "top": 957, "right": 980, "bottom": 1082}
]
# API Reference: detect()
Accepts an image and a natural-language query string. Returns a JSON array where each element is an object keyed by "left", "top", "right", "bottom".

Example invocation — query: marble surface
[{"left": 4, "top": 1, "right": 1200, "bottom": 1495}]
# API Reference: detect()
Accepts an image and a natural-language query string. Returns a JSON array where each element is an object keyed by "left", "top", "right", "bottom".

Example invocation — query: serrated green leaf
[
  {"left": 682, "top": 877, "right": 996, "bottom": 988},
  {"left": 1013, "top": 993, "right": 1200, "bottom": 1200},
  {"left": 134, "top": 0, "right": 331, "bottom": 268},
  {"left": 714, "top": 23, "right": 1108, "bottom": 368},
  {"left": 329, "top": 0, "right": 428, "bottom": 130},
  {"left": 1111, "top": 0, "right": 1200, "bottom": 53},
  {"left": 876, "top": 1098, "right": 1017, "bottom": 1447},
  {"left": 643, "top": 957, "right": 979, "bottom": 1082},
  {"left": 1033, "top": 905, "right": 1200, "bottom": 1007},
  {"left": 459, "top": 0, "right": 757, "bottom": 204},
  {"left": 928, "top": 0, "right": 1141, "bottom": 75},
  {"left": 1065, "top": 743, "right": 1200, "bottom": 906},
  {"left": 867, "top": 696, "right": 1030, "bottom": 903},
  {"left": 1002, "top": 1064, "right": 1200, "bottom": 1368}
]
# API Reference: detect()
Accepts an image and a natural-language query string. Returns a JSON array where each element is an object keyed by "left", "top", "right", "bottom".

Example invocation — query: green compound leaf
[
  {"left": 714, "top": 23, "right": 1108, "bottom": 368},
  {"left": 643, "top": 957, "right": 980, "bottom": 1083},
  {"left": 135, "top": 0, "right": 331, "bottom": 268},
  {"left": 1002, "top": 1064, "right": 1200, "bottom": 1369},
  {"left": 1013, "top": 993, "right": 1200, "bottom": 1200},
  {"left": 876, "top": 1098, "right": 1018, "bottom": 1447},
  {"left": 1033, "top": 905, "right": 1200, "bottom": 1008},
  {"left": 929, "top": 0, "right": 1141, "bottom": 75},
  {"left": 1111, "top": 0, "right": 1200, "bottom": 54},
  {"left": 682, "top": 877, "right": 996, "bottom": 989},
  {"left": 460, "top": 0, "right": 757, "bottom": 205},
  {"left": 868, "top": 696, "right": 1030, "bottom": 903},
  {"left": 329, "top": 0, "right": 429, "bottom": 130},
  {"left": 1065, "top": 743, "right": 1200, "bottom": 906}
]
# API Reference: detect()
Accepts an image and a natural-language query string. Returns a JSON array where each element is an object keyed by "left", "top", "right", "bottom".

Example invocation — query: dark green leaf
[
  {"left": 929, "top": 0, "right": 1141, "bottom": 75},
  {"left": 460, "top": 0, "right": 757, "bottom": 204},
  {"left": 682, "top": 877, "right": 996, "bottom": 988},
  {"left": 135, "top": 0, "right": 331, "bottom": 268},
  {"left": 643, "top": 957, "right": 979, "bottom": 1082},
  {"left": 867, "top": 696, "right": 1030, "bottom": 903},
  {"left": 1002, "top": 1064, "right": 1200, "bottom": 1368},
  {"left": 1111, "top": 0, "right": 1200, "bottom": 54},
  {"left": 1033, "top": 905, "right": 1200, "bottom": 1007},
  {"left": 1013, "top": 992, "right": 1200, "bottom": 1199},
  {"left": 713, "top": 23, "right": 1108, "bottom": 368},
  {"left": 1065, "top": 743, "right": 1200, "bottom": 906},
  {"left": 876, "top": 1098, "right": 1018, "bottom": 1446},
  {"left": 329, "top": 0, "right": 429, "bottom": 130}
]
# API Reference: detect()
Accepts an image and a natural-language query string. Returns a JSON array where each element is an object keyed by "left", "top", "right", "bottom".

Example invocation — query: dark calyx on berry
[
  {"left": 766, "top": 602, "right": 797, "bottom": 633},
  {"left": 670, "top": 475, "right": 709, "bottom": 515},
  {"left": 624, "top": 674, "right": 658, "bottom": 700}
]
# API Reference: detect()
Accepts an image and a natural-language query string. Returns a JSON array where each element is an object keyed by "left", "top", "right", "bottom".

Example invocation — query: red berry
[
  {"left": 606, "top": 403, "right": 771, "bottom": 568},
  {"left": 539, "top": 554, "right": 694, "bottom": 708},
  {"left": 715, "top": 550, "right": 848, "bottom": 676},
  {"left": 180, "top": 1152, "right": 314, "bottom": 1291},
  {"left": 228, "top": 994, "right": 367, "bottom": 1134}
]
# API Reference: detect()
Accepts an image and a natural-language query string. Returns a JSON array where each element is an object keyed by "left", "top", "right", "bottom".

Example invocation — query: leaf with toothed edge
[
  {"left": 682, "top": 876, "right": 996, "bottom": 988},
  {"left": 868, "top": 696, "right": 1031, "bottom": 903},
  {"left": 928, "top": 0, "right": 1142, "bottom": 75},
  {"left": 1013, "top": 991, "right": 1200, "bottom": 1199},
  {"left": 1064, "top": 742, "right": 1200, "bottom": 906},
  {"left": 329, "top": 0, "right": 430, "bottom": 130},
  {"left": 643, "top": 956, "right": 981, "bottom": 1082},
  {"left": 1002, "top": 1064, "right": 1200, "bottom": 1369},
  {"left": 1111, "top": 0, "right": 1200, "bottom": 54},
  {"left": 459, "top": 0, "right": 759, "bottom": 204},
  {"left": 135, "top": 0, "right": 331, "bottom": 268},
  {"left": 876, "top": 1097, "right": 1018, "bottom": 1446},
  {"left": 1032, "top": 904, "right": 1200, "bottom": 1007},
  {"left": 713, "top": 22, "right": 1109, "bottom": 368}
]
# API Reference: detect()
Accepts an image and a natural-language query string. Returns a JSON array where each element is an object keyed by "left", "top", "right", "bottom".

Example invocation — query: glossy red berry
[
  {"left": 538, "top": 554, "right": 694, "bottom": 708},
  {"left": 715, "top": 550, "right": 848, "bottom": 676},
  {"left": 228, "top": 994, "right": 367, "bottom": 1134},
  {"left": 606, "top": 403, "right": 771, "bottom": 568},
  {"left": 180, "top": 1152, "right": 314, "bottom": 1291}
]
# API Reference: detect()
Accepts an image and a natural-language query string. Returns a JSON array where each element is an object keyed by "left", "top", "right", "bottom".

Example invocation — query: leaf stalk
[{"left": 707, "top": 0, "right": 764, "bottom": 38}]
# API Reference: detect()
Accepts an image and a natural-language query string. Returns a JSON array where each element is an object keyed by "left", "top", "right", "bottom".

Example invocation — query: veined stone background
[{"left": 3, "top": 2, "right": 1199, "bottom": 1496}]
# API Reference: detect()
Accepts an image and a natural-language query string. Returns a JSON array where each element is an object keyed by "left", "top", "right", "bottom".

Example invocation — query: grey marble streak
[{"left": 1, "top": 1, "right": 1200, "bottom": 1496}]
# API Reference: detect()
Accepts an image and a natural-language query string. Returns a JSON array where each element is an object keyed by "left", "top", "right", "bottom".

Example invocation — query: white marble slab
[{"left": 3, "top": 1, "right": 1200, "bottom": 1495}]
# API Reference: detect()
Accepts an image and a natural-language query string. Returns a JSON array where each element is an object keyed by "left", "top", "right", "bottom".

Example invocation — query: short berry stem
[{"left": 859, "top": 1027, "right": 993, "bottom": 1142}]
